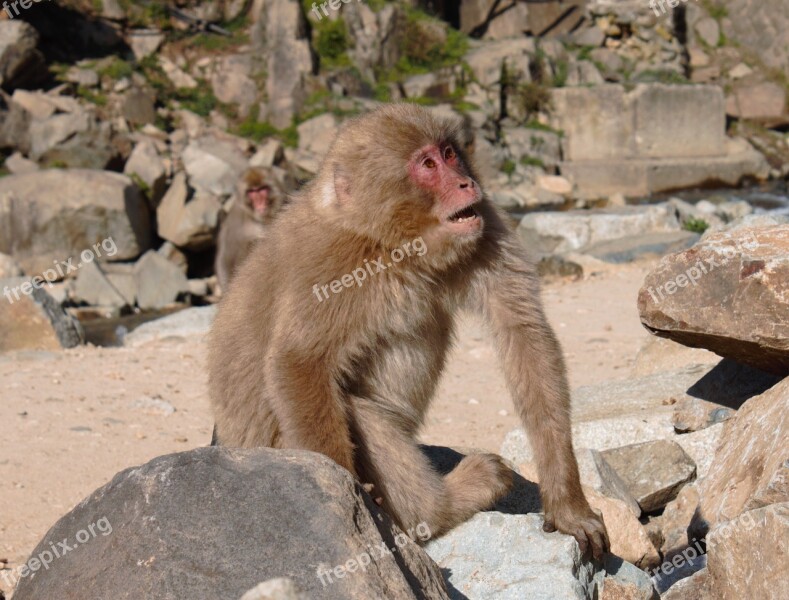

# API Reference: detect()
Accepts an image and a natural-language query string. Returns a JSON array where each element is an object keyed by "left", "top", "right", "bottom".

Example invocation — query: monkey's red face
[
  {"left": 409, "top": 143, "right": 482, "bottom": 236},
  {"left": 246, "top": 186, "right": 270, "bottom": 216}
]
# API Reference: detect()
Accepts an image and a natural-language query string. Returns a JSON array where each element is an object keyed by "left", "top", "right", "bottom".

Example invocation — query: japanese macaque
[
  {"left": 215, "top": 168, "right": 284, "bottom": 291},
  {"left": 208, "top": 104, "right": 609, "bottom": 557}
]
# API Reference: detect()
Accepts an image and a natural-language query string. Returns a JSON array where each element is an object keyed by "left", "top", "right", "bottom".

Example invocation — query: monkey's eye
[
  {"left": 444, "top": 146, "right": 456, "bottom": 161},
  {"left": 423, "top": 157, "right": 437, "bottom": 169}
]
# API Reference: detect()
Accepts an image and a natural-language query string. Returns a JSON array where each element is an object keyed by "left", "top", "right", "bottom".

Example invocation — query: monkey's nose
[{"left": 459, "top": 179, "right": 475, "bottom": 189}]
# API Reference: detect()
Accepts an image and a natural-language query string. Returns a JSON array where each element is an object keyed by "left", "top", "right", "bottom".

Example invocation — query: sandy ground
[{"left": 0, "top": 261, "right": 654, "bottom": 596}]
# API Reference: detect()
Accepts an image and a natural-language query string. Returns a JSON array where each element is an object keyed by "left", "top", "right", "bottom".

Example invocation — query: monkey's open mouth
[{"left": 447, "top": 205, "right": 478, "bottom": 223}]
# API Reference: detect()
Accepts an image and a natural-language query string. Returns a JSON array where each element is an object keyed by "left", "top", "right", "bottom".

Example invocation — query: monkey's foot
[
  {"left": 543, "top": 504, "right": 609, "bottom": 561},
  {"left": 362, "top": 482, "right": 384, "bottom": 506},
  {"left": 448, "top": 453, "right": 514, "bottom": 510}
]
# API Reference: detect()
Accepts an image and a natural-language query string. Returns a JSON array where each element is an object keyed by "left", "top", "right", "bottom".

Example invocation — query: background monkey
[
  {"left": 208, "top": 104, "right": 608, "bottom": 557},
  {"left": 215, "top": 168, "right": 284, "bottom": 292}
]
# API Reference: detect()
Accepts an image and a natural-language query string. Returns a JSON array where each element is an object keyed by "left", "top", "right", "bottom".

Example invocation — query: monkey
[
  {"left": 215, "top": 168, "right": 285, "bottom": 292},
  {"left": 207, "top": 104, "right": 609, "bottom": 558}
]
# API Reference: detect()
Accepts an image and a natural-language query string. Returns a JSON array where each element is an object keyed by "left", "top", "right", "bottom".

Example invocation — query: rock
[
  {"left": 296, "top": 113, "right": 338, "bottom": 157},
  {"left": 65, "top": 67, "right": 99, "bottom": 88},
  {"left": 11, "top": 89, "right": 56, "bottom": 120},
  {"left": 28, "top": 111, "right": 92, "bottom": 158},
  {"left": 528, "top": 0, "right": 585, "bottom": 36},
  {"left": 12, "top": 448, "right": 448, "bottom": 600},
  {"left": 576, "top": 448, "right": 641, "bottom": 517},
  {"left": 182, "top": 136, "right": 248, "bottom": 196},
  {"left": 587, "top": 492, "right": 660, "bottom": 570},
  {"left": 537, "top": 254, "right": 584, "bottom": 280},
  {"left": 726, "top": 81, "right": 787, "bottom": 121},
  {"left": 157, "top": 173, "right": 221, "bottom": 251},
  {"left": 694, "top": 18, "right": 719, "bottom": 47},
  {"left": 690, "top": 378, "right": 789, "bottom": 538},
  {"left": 72, "top": 261, "right": 129, "bottom": 309},
  {"left": 631, "top": 337, "right": 720, "bottom": 377},
  {"left": 0, "top": 252, "right": 21, "bottom": 277},
  {"left": 551, "top": 84, "right": 725, "bottom": 162},
  {"left": 124, "top": 140, "right": 167, "bottom": 203},
  {"left": 342, "top": 3, "right": 405, "bottom": 81},
  {"left": 671, "top": 397, "right": 734, "bottom": 434},
  {"left": 537, "top": 175, "right": 572, "bottom": 197},
  {"left": 0, "top": 277, "right": 83, "bottom": 352},
  {"left": 659, "top": 567, "right": 711, "bottom": 599},
  {"left": 0, "top": 170, "right": 151, "bottom": 275},
  {"left": 128, "top": 29, "right": 165, "bottom": 60},
  {"left": 4, "top": 151, "right": 38, "bottom": 174},
  {"left": 159, "top": 56, "right": 197, "bottom": 89},
  {"left": 250, "top": 139, "right": 284, "bottom": 168},
  {"left": 0, "top": 20, "right": 46, "bottom": 90},
  {"left": 240, "top": 577, "right": 306, "bottom": 600},
  {"left": 122, "top": 87, "right": 156, "bottom": 126},
  {"left": 654, "top": 484, "right": 700, "bottom": 556},
  {"left": 566, "top": 60, "right": 605, "bottom": 86},
  {"left": 638, "top": 226, "right": 789, "bottom": 375},
  {"left": 257, "top": 0, "right": 314, "bottom": 128},
  {"left": 211, "top": 54, "right": 258, "bottom": 117},
  {"left": 720, "top": 0, "right": 789, "bottom": 72},
  {"left": 133, "top": 250, "right": 188, "bottom": 310},
  {"left": 518, "top": 205, "right": 679, "bottom": 256},
  {"left": 464, "top": 38, "right": 536, "bottom": 88},
  {"left": 581, "top": 231, "right": 700, "bottom": 264},
  {"left": 504, "top": 127, "right": 562, "bottom": 171},
  {"left": 124, "top": 306, "right": 216, "bottom": 347},
  {"left": 599, "top": 556, "right": 658, "bottom": 599},
  {"left": 571, "top": 25, "right": 606, "bottom": 48},
  {"left": 425, "top": 512, "right": 599, "bottom": 599},
  {"left": 600, "top": 441, "right": 696, "bottom": 513},
  {"left": 703, "top": 503, "right": 789, "bottom": 600},
  {"left": 156, "top": 241, "right": 188, "bottom": 274},
  {"left": 459, "top": 0, "right": 529, "bottom": 39}
]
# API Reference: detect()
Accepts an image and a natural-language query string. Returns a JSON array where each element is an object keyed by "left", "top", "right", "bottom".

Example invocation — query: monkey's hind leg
[{"left": 352, "top": 399, "right": 513, "bottom": 538}]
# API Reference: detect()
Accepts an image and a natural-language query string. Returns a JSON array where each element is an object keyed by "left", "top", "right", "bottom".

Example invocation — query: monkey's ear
[{"left": 333, "top": 166, "right": 353, "bottom": 206}]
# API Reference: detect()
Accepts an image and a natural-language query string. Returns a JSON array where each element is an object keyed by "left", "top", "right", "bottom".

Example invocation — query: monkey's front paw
[
  {"left": 362, "top": 482, "right": 384, "bottom": 506},
  {"left": 543, "top": 505, "right": 609, "bottom": 561}
]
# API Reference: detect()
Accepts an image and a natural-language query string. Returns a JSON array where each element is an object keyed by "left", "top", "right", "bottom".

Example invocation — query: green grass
[
  {"left": 314, "top": 17, "right": 352, "bottom": 68},
  {"left": 235, "top": 106, "right": 299, "bottom": 147},
  {"left": 500, "top": 159, "right": 516, "bottom": 177},
  {"left": 683, "top": 217, "right": 710, "bottom": 234},
  {"left": 520, "top": 155, "right": 545, "bottom": 168},
  {"left": 99, "top": 58, "right": 134, "bottom": 81},
  {"left": 76, "top": 88, "right": 108, "bottom": 106}
]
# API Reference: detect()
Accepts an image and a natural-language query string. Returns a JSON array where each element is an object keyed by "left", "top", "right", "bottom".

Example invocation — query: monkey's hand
[{"left": 543, "top": 501, "right": 609, "bottom": 561}]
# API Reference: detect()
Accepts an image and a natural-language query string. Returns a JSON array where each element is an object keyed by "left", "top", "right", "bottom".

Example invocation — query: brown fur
[
  {"left": 208, "top": 104, "right": 608, "bottom": 555},
  {"left": 215, "top": 168, "right": 284, "bottom": 292}
]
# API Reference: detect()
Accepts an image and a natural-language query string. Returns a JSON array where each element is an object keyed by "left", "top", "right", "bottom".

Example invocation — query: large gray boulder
[
  {"left": 426, "top": 512, "right": 599, "bottom": 600},
  {"left": 639, "top": 226, "right": 789, "bottom": 375},
  {"left": 12, "top": 448, "right": 449, "bottom": 600},
  {"left": 0, "top": 170, "right": 151, "bottom": 275}
]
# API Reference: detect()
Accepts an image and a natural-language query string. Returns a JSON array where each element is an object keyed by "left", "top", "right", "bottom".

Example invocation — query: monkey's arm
[
  {"left": 475, "top": 233, "right": 609, "bottom": 559},
  {"left": 267, "top": 346, "right": 357, "bottom": 477}
]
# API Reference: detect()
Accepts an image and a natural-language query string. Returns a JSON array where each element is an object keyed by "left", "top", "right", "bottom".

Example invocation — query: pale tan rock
[
  {"left": 705, "top": 504, "right": 789, "bottom": 600},
  {"left": 691, "top": 379, "right": 789, "bottom": 537}
]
